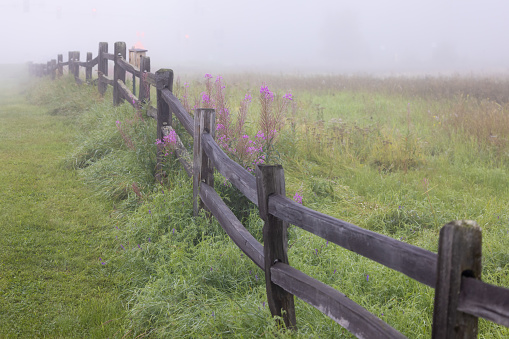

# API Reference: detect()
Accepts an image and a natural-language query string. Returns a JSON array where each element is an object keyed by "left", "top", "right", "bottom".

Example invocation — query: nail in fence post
[
  {"left": 98, "top": 42, "right": 108, "bottom": 96},
  {"left": 155, "top": 69, "right": 174, "bottom": 182},
  {"left": 256, "top": 164, "right": 297, "bottom": 330},
  {"left": 193, "top": 108, "right": 216, "bottom": 216},
  {"left": 113, "top": 42, "right": 126, "bottom": 106},
  {"left": 432, "top": 220, "right": 482, "bottom": 339},
  {"left": 86, "top": 52, "right": 92, "bottom": 82},
  {"left": 139, "top": 56, "right": 151, "bottom": 104},
  {"left": 57, "top": 54, "right": 63, "bottom": 76}
]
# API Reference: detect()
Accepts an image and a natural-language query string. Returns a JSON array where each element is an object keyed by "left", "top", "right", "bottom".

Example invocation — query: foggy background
[{"left": 1, "top": 0, "right": 509, "bottom": 75}]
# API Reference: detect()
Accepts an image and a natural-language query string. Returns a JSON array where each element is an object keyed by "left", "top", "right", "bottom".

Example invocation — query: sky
[{"left": 1, "top": 0, "right": 509, "bottom": 75}]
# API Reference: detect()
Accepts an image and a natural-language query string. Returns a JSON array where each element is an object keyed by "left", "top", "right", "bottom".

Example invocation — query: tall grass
[{"left": 27, "top": 73, "right": 509, "bottom": 338}]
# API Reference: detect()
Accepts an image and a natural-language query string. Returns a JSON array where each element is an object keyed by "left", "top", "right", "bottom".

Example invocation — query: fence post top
[{"left": 442, "top": 220, "right": 481, "bottom": 231}]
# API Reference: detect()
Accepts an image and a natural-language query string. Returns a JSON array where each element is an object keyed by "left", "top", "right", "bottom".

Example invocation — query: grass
[
  {"left": 8, "top": 70, "right": 509, "bottom": 338},
  {"left": 0, "top": 70, "right": 126, "bottom": 337}
]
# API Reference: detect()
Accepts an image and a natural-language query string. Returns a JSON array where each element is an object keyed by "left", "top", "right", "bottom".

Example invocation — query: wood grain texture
[
  {"left": 199, "top": 182, "right": 264, "bottom": 269},
  {"left": 201, "top": 133, "right": 258, "bottom": 206},
  {"left": 155, "top": 69, "right": 173, "bottom": 182},
  {"left": 432, "top": 220, "right": 482, "bottom": 339},
  {"left": 99, "top": 74, "right": 114, "bottom": 86},
  {"left": 271, "top": 262, "right": 407, "bottom": 339},
  {"left": 104, "top": 53, "right": 115, "bottom": 61},
  {"left": 117, "top": 57, "right": 141, "bottom": 77},
  {"left": 138, "top": 56, "right": 151, "bottom": 103},
  {"left": 457, "top": 276, "right": 509, "bottom": 328},
  {"left": 268, "top": 194, "right": 438, "bottom": 287},
  {"left": 161, "top": 88, "right": 194, "bottom": 135},
  {"left": 113, "top": 42, "right": 126, "bottom": 106},
  {"left": 193, "top": 109, "right": 215, "bottom": 216},
  {"left": 146, "top": 72, "right": 157, "bottom": 87},
  {"left": 256, "top": 165, "right": 296, "bottom": 330},
  {"left": 86, "top": 52, "right": 92, "bottom": 81},
  {"left": 117, "top": 80, "right": 139, "bottom": 106},
  {"left": 98, "top": 42, "right": 108, "bottom": 95}
]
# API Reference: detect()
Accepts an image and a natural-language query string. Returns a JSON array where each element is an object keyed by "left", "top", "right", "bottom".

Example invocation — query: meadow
[{"left": 6, "top": 69, "right": 509, "bottom": 338}]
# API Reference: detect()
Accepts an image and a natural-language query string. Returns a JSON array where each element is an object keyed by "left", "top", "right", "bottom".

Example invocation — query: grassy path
[{"left": 0, "top": 76, "right": 124, "bottom": 337}]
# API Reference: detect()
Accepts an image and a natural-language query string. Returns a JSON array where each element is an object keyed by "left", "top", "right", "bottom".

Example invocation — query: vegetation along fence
[{"left": 29, "top": 41, "right": 509, "bottom": 338}]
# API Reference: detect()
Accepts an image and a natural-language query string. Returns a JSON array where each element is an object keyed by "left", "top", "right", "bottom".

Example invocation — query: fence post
[
  {"left": 154, "top": 69, "right": 174, "bottom": 181},
  {"left": 86, "top": 52, "right": 92, "bottom": 82},
  {"left": 432, "top": 220, "right": 482, "bottom": 339},
  {"left": 46, "top": 61, "right": 51, "bottom": 77},
  {"left": 113, "top": 42, "right": 126, "bottom": 106},
  {"left": 50, "top": 59, "right": 56, "bottom": 80},
  {"left": 256, "top": 164, "right": 297, "bottom": 330},
  {"left": 193, "top": 108, "right": 215, "bottom": 216},
  {"left": 57, "top": 54, "right": 63, "bottom": 76},
  {"left": 98, "top": 42, "right": 108, "bottom": 96},
  {"left": 72, "top": 51, "right": 80, "bottom": 79},
  {"left": 139, "top": 56, "right": 151, "bottom": 103}
]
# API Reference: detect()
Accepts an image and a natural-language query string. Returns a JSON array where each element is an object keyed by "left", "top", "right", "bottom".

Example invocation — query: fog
[{"left": 2, "top": 0, "right": 509, "bottom": 75}]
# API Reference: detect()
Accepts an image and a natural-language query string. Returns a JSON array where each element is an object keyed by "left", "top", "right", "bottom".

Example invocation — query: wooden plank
[
  {"left": 117, "top": 57, "right": 141, "bottom": 77},
  {"left": 104, "top": 52, "right": 115, "bottom": 61},
  {"left": 57, "top": 54, "right": 63, "bottom": 76},
  {"left": 138, "top": 56, "right": 151, "bottom": 103},
  {"left": 432, "top": 220, "right": 482, "bottom": 339},
  {"left": 199, "top": 182, "right": 264, "bottom": 269},
  {"left": 271, "top": 262, "right": 407, "bottom": 339},
  {"left": 268, "top": 194, "right": 438, "bottom": 288},
  {"left": 86, "top": 52, "right": 92, "bottom": 82},
  {"left": 146, "top": 72, "right": 157, "bottom": 87},
  {"left": 113, "top": 42, "right": 126, "bottom": 106},
  {"left": 256, "top": 165, "right": 296, "bottom": 330},
  {"left": 117, "top": 79, "right": 139, "bottom": 107},
  {"left": 201, "top": 133, "right": 258, "bottom": 206},
  {"left": 99, "top": 74, "right": 114, "bottom": 86},
  {"left": 89, "top": 55, "right": 99, "bottom": 67},
  {"left": 161, "top": 88, "right": 194, "bottom": 135},
  {"left": 457, "top": 276, "right": 509, "bottom": 328},
  {"left": 98, "top": 42, "right": 108, "bottom": 95},
  {"left": 161, "top": 125, "right": 193, "bottom": 177},
  {"left": 59, "top": 61, "right": 69, "bottom": 66},
  {"left": 155, "top": 69, "right": 173, "bottom": 182},
  {"left": 193, "top": 108, "right": 215, "bottom": 216}
]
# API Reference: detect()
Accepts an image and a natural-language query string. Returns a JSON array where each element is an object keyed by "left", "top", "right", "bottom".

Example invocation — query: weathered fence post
[
  {"left": 72, "top": 51, "right": 80, "bottom": 79},
  {"left": 46, "top": 61, "right": 51, "bottom": 78},
  {"left": 256, "top": 164, "right": 297, "bottom": 330},
  {"left": 193, "top": 108, "right": 216, "bottom": 216},
  {"left": 432, "top": 220, "right": 482, "bottom": 339},
  {"left": 139, "top": 56, "right": 151, "bottom": 103},
  {"left": 113, "top": 42, "right": 126, "bottom": 106},
  {"left": 98, "top": 42, "right": 108, "bottom": 96},
  {"left": 155, "top": 69, "right": 174, "bottom": 181},
  {"left": 57, "top": 54, "right": 63, "bottom": 76},
  {"left": 50, "top": 59, "right": 56, "bottom": 80},
  {"left": 86, "top": 52, "right": 92, "bottom": 82}
]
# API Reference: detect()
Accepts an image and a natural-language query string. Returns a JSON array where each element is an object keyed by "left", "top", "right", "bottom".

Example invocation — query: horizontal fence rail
[{"left": 29, "top": 41, "right": 509, "bottom": 339}]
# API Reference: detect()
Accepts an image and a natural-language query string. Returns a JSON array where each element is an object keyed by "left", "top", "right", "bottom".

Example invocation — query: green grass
[
  {"left": 8, "top": 72, "right": 509, "bottom": 338},
  {"left": 0, "top": 71, "right": 126, "bottom": 337}
]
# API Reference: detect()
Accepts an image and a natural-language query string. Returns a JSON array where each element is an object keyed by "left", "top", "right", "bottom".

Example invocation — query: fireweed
[
  {"left": 155, "top": 129, "right": 178, "bottom": 157},
  {"left": 207, "top": 76, "right": 293, "bottom": 172}
]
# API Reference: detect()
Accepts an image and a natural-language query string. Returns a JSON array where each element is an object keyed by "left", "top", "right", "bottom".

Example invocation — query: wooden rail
[{"left": 30, "top": 41, "right": 509, "bottom": 339}]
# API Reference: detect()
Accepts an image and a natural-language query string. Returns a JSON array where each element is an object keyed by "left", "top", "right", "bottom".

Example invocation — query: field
[{"left": 2, "top": 68, "right": 508, "bottom": 337}]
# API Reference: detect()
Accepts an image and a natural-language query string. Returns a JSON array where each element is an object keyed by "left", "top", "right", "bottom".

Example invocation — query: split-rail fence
[{"left": 29, "top": 42, "right": 509, "bottom": 338}]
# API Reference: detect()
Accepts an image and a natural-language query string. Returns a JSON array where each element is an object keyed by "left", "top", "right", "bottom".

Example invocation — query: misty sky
[{"left": 1, "top": 0, "right": 509, "bottom": 74}]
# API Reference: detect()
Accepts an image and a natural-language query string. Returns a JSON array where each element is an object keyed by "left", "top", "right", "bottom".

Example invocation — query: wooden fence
[{"left": 29, "top": 42, "right": 509, "bottom": 338}]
